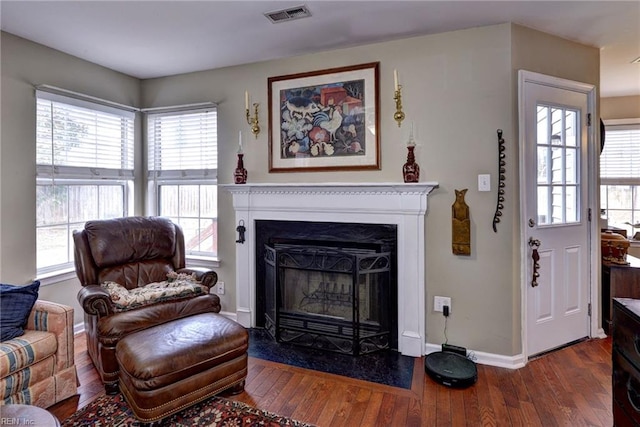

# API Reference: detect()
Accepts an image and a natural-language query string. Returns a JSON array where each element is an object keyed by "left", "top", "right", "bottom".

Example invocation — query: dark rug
[
  {"left": 61, "top": 393, "right": 313, "bottom": 426},
  {"left": 247, "top": 328, "right": 414, "bottom": 389}
]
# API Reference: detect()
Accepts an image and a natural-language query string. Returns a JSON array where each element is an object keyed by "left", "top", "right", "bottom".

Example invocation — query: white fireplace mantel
[{"left": 223, "top": 182, "right": 438, "bottom": 357}]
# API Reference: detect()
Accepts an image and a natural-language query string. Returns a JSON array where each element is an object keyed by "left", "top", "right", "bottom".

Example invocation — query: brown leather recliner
[{"left": 73, "top": 216, "right": 221, "bottom": 394}]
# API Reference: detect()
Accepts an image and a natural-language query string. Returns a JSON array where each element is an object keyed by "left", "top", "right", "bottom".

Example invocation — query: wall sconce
[
  {"left": 393, "top": 69, "right": 405, "bottom": 127},
  {"left": 245, "top": 91, "right": 260, "bottom": 138}
]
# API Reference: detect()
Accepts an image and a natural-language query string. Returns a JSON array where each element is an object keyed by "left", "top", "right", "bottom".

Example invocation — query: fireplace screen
[{"left": 264, "top": 243, "right": 391, "bottom": 355}]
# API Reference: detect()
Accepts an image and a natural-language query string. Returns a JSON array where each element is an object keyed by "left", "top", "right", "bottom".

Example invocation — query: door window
[{"left": 536, "top": 105, "right": 580, "bottom": 225}]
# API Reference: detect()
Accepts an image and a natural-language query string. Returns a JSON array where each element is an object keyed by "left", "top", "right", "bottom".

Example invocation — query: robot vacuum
[{"left": 424, "top": 351, "right": 478, "bottom": 388}]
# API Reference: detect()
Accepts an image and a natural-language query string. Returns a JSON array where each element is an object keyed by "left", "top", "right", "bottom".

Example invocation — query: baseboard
[
  {"left": 74, "top": 322, "right": 84, "bottom": 336},
  {"left": 594, "top": 327, "right": 608, "bottom": 339},
  {"left": 218, "top": 310, "right": 237, "bottom": 322},
  {"left": 425, "top": 343, "right": 526, "bottom": 370}
]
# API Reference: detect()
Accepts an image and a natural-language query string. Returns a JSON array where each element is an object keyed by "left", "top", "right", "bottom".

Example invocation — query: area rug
[{"left": 62, "top": 393, "right": 313, "bottom": 426}]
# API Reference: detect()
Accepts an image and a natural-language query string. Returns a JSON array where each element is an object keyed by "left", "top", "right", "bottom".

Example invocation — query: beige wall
[
  {"left": 1, "top": 23, "right": 599, "bottom": 357},
  {"left": 601, "top": 95, "right": 640, "bottom": 120},
  {"left": 142, "top": 23, "right": 598, "bottom": 356},
  {"left": 142, "top": 23, "right": 517, "bottom": 354},
  {"left": 0, "top": 32, "right": 142, "bottom": 324}
]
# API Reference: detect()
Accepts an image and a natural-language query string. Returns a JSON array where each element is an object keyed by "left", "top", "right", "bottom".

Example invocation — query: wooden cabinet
[
  {"left": 612, "top": 298, "right": 640, "bottom": 426},
  {"left": 603, "top": 255, "right": 640, "bottom": 334}
]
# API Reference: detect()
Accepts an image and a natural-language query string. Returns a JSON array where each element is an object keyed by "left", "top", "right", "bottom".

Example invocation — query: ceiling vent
[{"left": 264, "top": 5, "right": 312, "bottom": 24}]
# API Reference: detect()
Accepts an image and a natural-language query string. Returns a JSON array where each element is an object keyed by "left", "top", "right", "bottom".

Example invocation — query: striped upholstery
[
  {"left": 0, "top": 300, "right": 78, "bottom": 408},
  {"left": 0, "top": 332, "right": 57, "bottom": 378}
]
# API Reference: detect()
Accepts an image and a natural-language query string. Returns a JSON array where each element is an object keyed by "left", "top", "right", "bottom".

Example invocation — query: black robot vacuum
[{"left": 424, "top": 351, "right": 477, "bottom": 388}]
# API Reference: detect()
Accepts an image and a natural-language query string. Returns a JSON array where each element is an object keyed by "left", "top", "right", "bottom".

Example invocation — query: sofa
[{"left": 0, "top": 300, "right": 78, "bottom": 407}]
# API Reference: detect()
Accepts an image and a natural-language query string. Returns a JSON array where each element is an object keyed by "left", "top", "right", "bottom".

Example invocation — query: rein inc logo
[{"left": 0, "top": 417, "right": 35, "bottom": 425}]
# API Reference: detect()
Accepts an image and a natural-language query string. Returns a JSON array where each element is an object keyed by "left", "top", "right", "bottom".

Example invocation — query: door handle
[{"left": 528, "top": 237, "right": 541, "bottom": 287}]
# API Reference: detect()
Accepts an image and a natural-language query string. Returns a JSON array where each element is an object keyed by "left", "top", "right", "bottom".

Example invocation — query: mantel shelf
[{"left": 221, "top": 182, "right": 438, "bottom": 195}]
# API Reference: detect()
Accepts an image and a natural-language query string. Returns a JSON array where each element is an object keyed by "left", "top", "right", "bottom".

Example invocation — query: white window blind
[
  {"left": 147, "top": 108, "right": 218, "bottom": 179},
  {"left": 35, "top": 89, "right": 135, "bottom": 276},
  {"left": 146, "top": 107, "right": 219, "bottom": 258},
  {"left": 600, "top": 124, "right": 640, "bottom": 181},
  {"left": 36, "top": 90, "right": 135, "bottom": 179}
]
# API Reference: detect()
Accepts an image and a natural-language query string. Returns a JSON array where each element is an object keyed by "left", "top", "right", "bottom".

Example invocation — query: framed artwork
[{"left": 268, "top": 62, "right": 380, "bottom": 172}]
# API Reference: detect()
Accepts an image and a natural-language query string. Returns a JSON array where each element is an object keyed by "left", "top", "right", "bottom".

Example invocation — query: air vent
[{"left": 264, "top": 5, "right": 312, "bottom": 23}]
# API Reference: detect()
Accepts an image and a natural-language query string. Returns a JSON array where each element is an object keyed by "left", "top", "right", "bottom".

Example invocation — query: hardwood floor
[{"left": 49, "top": 334, "right": 613, "bottom": 426}]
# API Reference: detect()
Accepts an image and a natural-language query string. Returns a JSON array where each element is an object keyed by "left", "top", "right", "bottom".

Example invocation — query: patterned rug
[{"left": 62, "top": 393, "right": 313, "bottom": 426}]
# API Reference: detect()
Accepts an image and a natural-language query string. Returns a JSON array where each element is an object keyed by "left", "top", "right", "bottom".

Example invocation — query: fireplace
[
  {"left": 258, "top": 220, "right": 396, "bottom": 355},
  {"left": 223, "top": 182, "right": 438, "bottom": 357}
]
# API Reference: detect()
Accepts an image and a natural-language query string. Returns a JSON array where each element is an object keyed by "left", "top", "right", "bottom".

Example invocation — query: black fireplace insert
[
  {"left": 255, "top": 220, "right": 398, "bottom": 355},
  {"left": 264, "top": 243, "right": 391, "bottom": 355}
]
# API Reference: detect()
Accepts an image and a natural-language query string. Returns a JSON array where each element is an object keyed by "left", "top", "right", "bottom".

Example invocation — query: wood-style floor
[{"left": 49, "top": 334, "right": 613, "bottom": 426}]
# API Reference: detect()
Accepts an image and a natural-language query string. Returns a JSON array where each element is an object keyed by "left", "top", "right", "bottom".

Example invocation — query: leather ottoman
[{"left": 115, "top": 313, "right": 248, "bottom": 424}]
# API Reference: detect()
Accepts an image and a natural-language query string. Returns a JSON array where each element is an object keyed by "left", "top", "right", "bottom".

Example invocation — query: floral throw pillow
[{"left": 101, "top": 275, "right": 207, "bottom": 312}]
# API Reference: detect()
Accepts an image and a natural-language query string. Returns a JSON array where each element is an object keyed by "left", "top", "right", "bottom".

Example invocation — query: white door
[{"left": 520, "top": 71, "right": 594, "bottom": 357}]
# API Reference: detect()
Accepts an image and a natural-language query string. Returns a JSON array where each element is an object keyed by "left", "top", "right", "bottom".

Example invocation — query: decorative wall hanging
[
  {"left": 528, "top": 237, "right": 541, "bottom": 286},
  {"left": 267, "top": 62, "right": 380, "bottom": 172},
  {"left": 236, "top": 220, "right": 246, "bottom": 244},
  {"left": 452, "top": 189, "right": 471, "bottom": 255},
  {"left": 492, "top": 129, "right": 506, "bottom": 232}
]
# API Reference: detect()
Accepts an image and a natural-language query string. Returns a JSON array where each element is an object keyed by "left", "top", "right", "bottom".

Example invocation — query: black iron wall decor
[
  {"left": 492, "top": 129, "right": 506, "bottom": 232},
  {"left": 236, "top": 220, "right": 246, "bottom": 244}
]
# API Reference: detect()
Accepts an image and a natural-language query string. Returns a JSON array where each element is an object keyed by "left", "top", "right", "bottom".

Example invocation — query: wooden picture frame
[{"left": 268, "top": 62, "right": 380, "bottom": 172}]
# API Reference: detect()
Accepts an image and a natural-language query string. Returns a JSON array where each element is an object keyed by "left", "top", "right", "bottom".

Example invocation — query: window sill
[
  {"left": 36, "top": 268, "right": 77, "bottom": 286},
  {"left": 186, "top": 256, "right": 220, "bottom": 270}
]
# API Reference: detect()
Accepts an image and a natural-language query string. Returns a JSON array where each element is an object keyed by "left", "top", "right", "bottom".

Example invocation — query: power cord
[{"left": 443, "top": 305, "right": 449, "bottom": 344}]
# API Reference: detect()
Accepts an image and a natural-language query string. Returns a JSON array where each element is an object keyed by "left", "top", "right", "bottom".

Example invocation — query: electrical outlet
[
  {"left": 434, "top": 296, "right": 451, "bottom": 313},
  {"left": 216, "top": 281, "right": 225, "bottom": 295}
]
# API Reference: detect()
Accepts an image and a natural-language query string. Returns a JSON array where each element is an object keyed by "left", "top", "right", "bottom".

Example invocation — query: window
[
  {"left": 147, "top": 107, "right": 218, "bottom": 258},
  {"left": 536, "top": 105, "right": 580, "bottom": 225},
  {"left": 600, "top": 123, "right": 640, "bottom": 237},
  {"left": 36, "top": 90, "right": 135, "bottom": 274}
]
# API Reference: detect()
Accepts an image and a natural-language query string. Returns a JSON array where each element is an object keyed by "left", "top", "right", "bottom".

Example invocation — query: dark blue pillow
[{"left": 0, "top": 281, "right": 40, "bottom": 341}]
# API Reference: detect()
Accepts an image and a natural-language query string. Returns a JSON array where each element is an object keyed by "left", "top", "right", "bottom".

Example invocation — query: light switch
[{"left": 478, "top": 174, "right": 491, "bottom": 192}]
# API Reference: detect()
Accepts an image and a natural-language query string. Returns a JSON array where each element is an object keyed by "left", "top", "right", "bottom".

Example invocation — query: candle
[
  {"left": 393, "top": 69, "right": 398, "bottom": 91},
  {"left": 408, "top": 122, "right": 416, "bottom": 147},
  {"left": 245, "top": 91, "right": 249, "bottom": 110},
  {"left": 238, "top": 130, "right": 243, "bottom": 154}
]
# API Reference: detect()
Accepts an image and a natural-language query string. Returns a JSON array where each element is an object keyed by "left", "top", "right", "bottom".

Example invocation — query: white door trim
[{"left": 518, "top": 70, "right": 604, "bottom": 362}]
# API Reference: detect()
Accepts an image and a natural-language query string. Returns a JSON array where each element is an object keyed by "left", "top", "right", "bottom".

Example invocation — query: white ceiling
[{"left": 1, "top": 1, "right": 639, "bottom": 97}]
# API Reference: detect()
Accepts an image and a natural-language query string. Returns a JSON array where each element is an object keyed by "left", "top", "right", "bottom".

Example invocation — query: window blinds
[
  {"left": 36, "top": 90, "right": 135, "bottom": 179},
  {"left": 147, "top": 108, "right": 218, "bottom": 179},
  {"left": 601, "top": 124, "right": 640, "bottom": 181}
]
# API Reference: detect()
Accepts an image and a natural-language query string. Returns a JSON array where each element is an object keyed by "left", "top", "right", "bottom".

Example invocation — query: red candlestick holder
[
  {"left": 402, "top": 145, "right": 420, "bottom": 183},
  {"left": 234, "top": 153, "right": 247, "bottom": 184}
]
